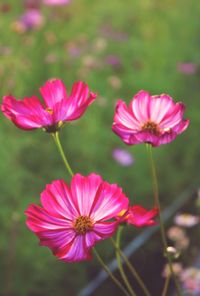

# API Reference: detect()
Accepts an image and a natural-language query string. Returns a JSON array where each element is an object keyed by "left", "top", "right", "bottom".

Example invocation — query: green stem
[
  {"left": 93, "top": 248, "right": 130, "bottom": 296},
  {"left": 111, "top": 232, "right": 151, "bottom": 296},
  {"left": 52, "top": 132, "right": 74, "bottom": 177},
  {"left": 114, "top": 227, "right": 137, "bottom": 296},
  {"left": 162, "top": 275, "right": 170, "bottom": 296},
  {"left": 146, "top": 144, "right": 182, "bottom": 296}
]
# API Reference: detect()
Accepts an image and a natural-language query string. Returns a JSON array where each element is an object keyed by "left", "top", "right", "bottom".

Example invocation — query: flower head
[
  {"left": 1, "top": 79, "right": 97, "bottom": 132},
  {"left": 112, "top": 148, "right": 134, "bottom": 166},
  {"left": 43, "top": 0, "right": 71, "bottom": 6},
  {"left": 119, "top": 205, "right": 158, "bottom": 227},
  {"left": 174, "top": 213, "right": 200, "bottom": 227},
  {"left": 112, "top": 90, "right": 189, "bottom": 147},
  {"left": 180, "top": 267, "right": 200, "bottom": 295},
  {"left": 25, "top": 173, "right": 129, "bottom": 262}
]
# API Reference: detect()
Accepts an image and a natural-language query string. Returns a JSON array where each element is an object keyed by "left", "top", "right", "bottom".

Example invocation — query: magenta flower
[
  {"left": 119, "top": 205, "right": 158, "bottom": 227},
  {"left": 177, "top": 63, "right": 198, "bottom": 75},
  {"left": 19, "top": 9, "right": 45, "bottom": 31},
  {"left": 25, "top": 173, "right": 129, "bottom": 262},
  {"left": 43, "top": 0, "right": 71, "bottom": 6},
  {"left": 1, "top": 79, "right": 97, "bottom": 132},
  {"left": 112, "top": 148, "right": 134, "bottom": 166},
  {"left": 112, "top": 90, "right": 189, "bottom": 147}
]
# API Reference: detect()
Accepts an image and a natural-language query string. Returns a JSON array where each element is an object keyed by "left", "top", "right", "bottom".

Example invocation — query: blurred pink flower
[
  {"left": 174, "top": 213, "right": 200, "bottom": 227},
  {"left": 180, "top": 268, "right": 200, "bottom": 295},
  {"left": 112, "top": 148, "right": 134, "bottom": 166},
  {"left": 162, "top": 263, "right": 183, "bottom": 278},
  {"left": 167, "top": 226, "right": 186, "bottom": 241},
  {"left": 1, "top": 79, "right": 97, "bottom": 132},
  {"left": 43, "top": 0, "right": 71, "bottom": 6},
  {"left": 177, "top": 63, "right": 198, "bottom": 75},
  {"left": 119, "top": 205, "right": 158, "bottom": 227},
  {"left": 25, "top": 173, "right": 129, "bottom": 262},
  {"left": 112, "top": 90, "right": 189, "bottom": 147},
  {"left": 18, "top": 9, "right": 45, "bottom": 31},
  {"left": 105, "top": 55, "right": 122, "bottom": 69}
]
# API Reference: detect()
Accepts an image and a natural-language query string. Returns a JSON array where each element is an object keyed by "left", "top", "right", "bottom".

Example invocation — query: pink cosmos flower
[
  {"left": 112, "top": 90, "right": 189, "bottom": 147},
  {"left": 19, "top": 9, "right": 45, "bottom": 30},
  {"left": 119, "top": 205, "right": 158, "bottom": 227},
  {"left": 25, "top": 173, "right": 129, "bottom": 262},
  {"left": 112, "top": 148, "right": 134, "bottom": 166},
  {"left": 1, "top": 79, "right": 97, "bottom": 132},
  {"left": 177, "top": 63, "right": 198, "bottom": 75},
  {"left": 43, "top": 0, "right": 71, "bottom": 6}
]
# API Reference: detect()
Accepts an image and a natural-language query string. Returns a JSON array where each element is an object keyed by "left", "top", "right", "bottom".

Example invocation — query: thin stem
[
  {"left": 93, "top": 248, "right": 130, "bottom": 296},
  {"left": 146, "top": 144, "right": 182, "bottom": 296},
  {"left": 111, "top": 236, "right": 151, "bottom": 296},
  {"left": 114, "top": 227, "right": 137, "bottom": 296},
  {"left": 52, "top": 132, "right": 74, "bottom": 177},
  {"left": 161, "top": 275, "right": 171, "bottom": 296}
]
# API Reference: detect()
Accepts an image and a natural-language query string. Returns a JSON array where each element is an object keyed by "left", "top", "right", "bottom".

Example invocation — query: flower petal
[
  {"left": 1, "top": 95, "right": 51, "bottom": 130},
  {"left": 57, "top": 235, "right": 92, "bottom": 262},
  {"left": 149, "top": 94, "right": 175, "bottom": 123},
  {"left": 63, "top": 81, "right": 97, "bottom": 121},
  {"left": 40, "top": 79, "right": 68, "bottom": 108},
  {"left": 38, "top": 229, "right": 76, "bottom": 252},
  {"left": 160, "top": 102, "right": 186, "bottom": 129},
  {"left": 25, "top": 204, "right": 72, "bottom": 232},
  {"left": 70, "top": 174, "right": 102, "bottom": 216},
  {"left": 127, "top": 205, "right": 158, "bottom": 227},
  {"left": 130, "top": 90, "right": 151, "bottom": 123},
  {"left": 90, "top": 181, "right": 129, "bottom": 221},
  {"left": 113, "top": 100, "right": 140, "bottom": 130},
  {"left": 41, "top": 180, "right": 79, "bottom": 220}
]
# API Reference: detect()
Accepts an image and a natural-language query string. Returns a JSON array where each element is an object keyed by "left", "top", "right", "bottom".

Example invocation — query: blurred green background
[{"left": 0, "top": 0, "right": 200, "bottom": 295}]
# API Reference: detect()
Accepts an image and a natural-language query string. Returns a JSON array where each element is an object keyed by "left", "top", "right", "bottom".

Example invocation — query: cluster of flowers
[{"left": 1, "top": 79, "right": 189, "bottom": 263}]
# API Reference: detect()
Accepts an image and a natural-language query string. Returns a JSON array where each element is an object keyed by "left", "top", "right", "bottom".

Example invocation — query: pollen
[
  {"left": 74, "top": 215, "right": 93, "bottom": 235},
  {"left": 46, "top": 108, "right": 53, "bottom": 115},
  {"left": 141, "top": 121, "right": 160, "bottom": 136}
]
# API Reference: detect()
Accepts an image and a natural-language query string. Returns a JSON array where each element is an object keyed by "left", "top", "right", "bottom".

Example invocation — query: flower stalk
[
  {"left": 146, "top": 144, "right": 182, "bottom": 296},
  {"left": 93, "top": 248, "right": 130, "bottom": 296},
  {"left": 52, "top": 131, "right": 74, "bottom": 177}
]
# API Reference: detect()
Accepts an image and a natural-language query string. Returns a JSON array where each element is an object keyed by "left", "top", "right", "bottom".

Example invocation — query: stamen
[
  {"left": 141, "top": 121, "right": 160, "bottom": 136},
  {"left": 74, "top": 216, "right": 93, "bottom": 235},
  {"left": 46, "top": 108, "right": 53, "bottom": 115}
]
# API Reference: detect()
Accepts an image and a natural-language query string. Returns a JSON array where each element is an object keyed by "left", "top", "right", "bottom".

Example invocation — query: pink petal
[
  {"left": 159, "top": 102, "right": 186, "bottom": 129},
  {"left": 40, "top": 79, "right": 68, "bottom": 109},
  {"left": 131, "top": 131, "right": 160, "bottom": 146},
  {"left": 1, "top": 95, "right": 51, "bottom": 129},
  {"left": 112, "top": 123, "right": 134, "bottom": 145},
  {"left": 127, "top": 205, "right": 158, "bottom": 227},
  {"left": 37, "top": 228, "right": 76, "bottom": 252},
  {"left": 93, "top": 221, "right": 118, "bottom": 238},
  {"left": 90, "top": 181, "right": 129, "bottom": 221},
  {"left": 70, "top": 174, "right": 102, "bottom": 216},
  {"left": 41, "top": 180, "right": 79, "bottom": 220},
  {"left": 130, "top": 90, "right": 151, "bottom": 123},
  {"left": 172, "top": 119, "right": 190, "bottom": 134},
  {"left": 25, "top": 204, "right": 72, "bottom": 232},
  {"left": 113, "top": 100, "right": 140, "bottom": 130},
  {"left": 149, "top": 94, "right": 175, "bottom": 123},
  {"left": 57, "top": 235, "right": 92, "bottom": 262},
  {"left": 84, "top": 222, "right": 118, "bottom": 249},
  {"left": 63, "top": 81, "right": 97, "bottom": 121}
]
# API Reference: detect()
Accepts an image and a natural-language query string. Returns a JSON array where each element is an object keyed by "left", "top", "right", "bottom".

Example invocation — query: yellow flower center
[
  {"left": 46, "top": 108, "right": 53, "bottom": 115},
  {"left": 74, "top": 215, "right": 93, "bottom": 235},
  {"left": 141, "top": 121, "right": 160, "bottom": 136}
]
